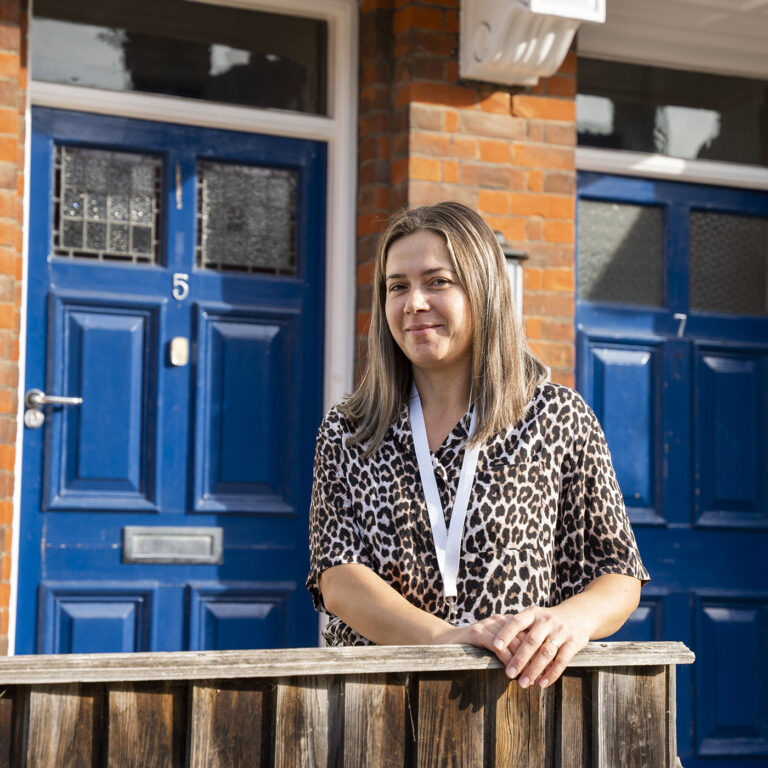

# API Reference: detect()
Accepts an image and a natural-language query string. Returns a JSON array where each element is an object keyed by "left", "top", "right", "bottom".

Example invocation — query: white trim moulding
[
  {"left": 29, "top": 83, "right": 337, "bottom": 143},
  {"left": 575, "top": 148, "right": 768, "bottom": 192}
]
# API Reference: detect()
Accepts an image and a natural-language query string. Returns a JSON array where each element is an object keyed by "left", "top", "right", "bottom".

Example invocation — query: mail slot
[{"left": 122, "top": 526, "right": 223, "bottom": 564}]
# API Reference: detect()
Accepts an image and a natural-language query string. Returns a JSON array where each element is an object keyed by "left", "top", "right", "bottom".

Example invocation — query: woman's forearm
[
  {"left": 319, "top": 563, "right": 452, "bottom": 645},
  {"left": 549, "top": 573, "right": 642, "bottom": 639}
]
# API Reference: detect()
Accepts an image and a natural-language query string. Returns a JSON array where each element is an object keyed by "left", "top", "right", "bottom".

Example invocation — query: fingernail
[
  {"left": 519, "top": 676, "right": 530, "bottom": 688},
  {"left": 540, "top": 679, "right": 549, "bottom": 688},
  {"left": 493, "top": 639, "right": 504, "bottom": 650},
  {"left": 507, "top": 666, "right": 516, "bottom": 678}
]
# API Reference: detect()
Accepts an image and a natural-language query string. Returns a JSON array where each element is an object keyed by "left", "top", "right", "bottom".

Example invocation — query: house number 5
[{"left": 172, "top": 273, "right": 189, "bottom": 301}]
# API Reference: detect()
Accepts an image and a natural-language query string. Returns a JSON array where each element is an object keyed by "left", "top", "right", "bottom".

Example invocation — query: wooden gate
[{"left": 0, "top": 642, "right": 693, "bottom": 767}]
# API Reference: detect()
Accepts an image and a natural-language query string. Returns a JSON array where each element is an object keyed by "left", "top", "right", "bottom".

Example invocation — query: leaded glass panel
[
  {"left": 690, "top": 211, "right": 768, "bottom": 316},
  {"left": 578, "top": 200, "right": 664, "bottom": 307},
  {"left": 196, "top": 162, "right": 298, "bottom": 275},
  {"left": 54, "top": 146, "right": 161, "bottom": 264}
]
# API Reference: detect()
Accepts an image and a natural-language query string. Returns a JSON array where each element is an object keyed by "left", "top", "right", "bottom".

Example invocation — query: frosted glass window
[
  {"left": 54, "top": 146, "right": 161, "bottom": 264},
  {"left": 690, "top": 212, "right": 768, "bottom": 316},
  {"left": 197, "top": 162, "right": 298, "bottom": 275},
  {"left": 578, "top": 200, "right": 664, "bottom": 307}
]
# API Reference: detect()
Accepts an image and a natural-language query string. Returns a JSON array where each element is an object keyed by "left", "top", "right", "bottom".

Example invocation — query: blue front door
[
  {"left": 577, "top": 173, "right": 768, "bottom": 767},
  {"left": 17, "top": 108, "right": 326, "bottom": 653}
]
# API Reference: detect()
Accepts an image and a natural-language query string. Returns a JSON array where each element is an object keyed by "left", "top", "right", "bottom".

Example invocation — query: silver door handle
[{"left": 25, "top": 389, "right": 83, "bottom": 408}]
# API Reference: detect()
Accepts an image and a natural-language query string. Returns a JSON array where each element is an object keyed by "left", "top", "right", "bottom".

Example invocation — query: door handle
[
  {"left": 24, "top": 389, "right": 83, "bottom": 429},
  {"left": 25, "top": 389, "right": 83, "bottom": 408}
]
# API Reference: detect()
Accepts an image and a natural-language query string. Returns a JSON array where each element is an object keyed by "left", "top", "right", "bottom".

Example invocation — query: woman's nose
[{"left": 404, "top": 286, "right": 429, "bottom": 313}]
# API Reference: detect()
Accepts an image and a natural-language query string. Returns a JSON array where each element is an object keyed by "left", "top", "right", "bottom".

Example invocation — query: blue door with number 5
[{"left": 17, "top": 108, "right": 326, "bottom": 653}]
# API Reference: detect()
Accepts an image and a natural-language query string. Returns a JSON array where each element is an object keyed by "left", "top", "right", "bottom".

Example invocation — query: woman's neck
[{"left": 412, "top": 365, "right": 472, "bottom": 451}]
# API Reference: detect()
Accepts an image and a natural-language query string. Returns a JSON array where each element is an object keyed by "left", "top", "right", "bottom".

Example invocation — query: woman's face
[{"left": 384, "top": 230, "right": 473, "bottom": 375}]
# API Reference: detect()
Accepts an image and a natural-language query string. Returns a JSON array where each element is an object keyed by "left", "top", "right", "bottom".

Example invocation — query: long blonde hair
[{"left": 341, "top": 202, "right": 547, "bottom": 454}]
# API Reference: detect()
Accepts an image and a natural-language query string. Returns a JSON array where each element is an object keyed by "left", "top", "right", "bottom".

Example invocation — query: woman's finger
[
  {"left": 516, "top": 636, "right": 567, "bottom": 688},
  {"left": 533, "top": 639, "right": 581, "bottom": 688},
  {"left": 491, "top": 610, "right": 537, "bottom": 654}
]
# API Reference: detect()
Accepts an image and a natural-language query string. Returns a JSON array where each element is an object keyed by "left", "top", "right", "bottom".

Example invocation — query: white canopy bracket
[{"left": 460, "top": 0, "right": 605, "bottom": 86}]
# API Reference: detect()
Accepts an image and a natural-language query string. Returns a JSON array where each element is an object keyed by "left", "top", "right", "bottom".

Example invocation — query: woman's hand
[
  {"left": 430, "top": 615, "right": 529, "bottom": 668},
  {"left": 488, "top": 606, "right": 591, "bottom": 688}
]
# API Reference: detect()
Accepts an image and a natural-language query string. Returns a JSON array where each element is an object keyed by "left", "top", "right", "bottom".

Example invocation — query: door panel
[
  {"left": 48, "top": 295, "right": 161, "bottom": 509},
  {"left": 40, "top": 582, "right": 158, "bottom": 654},
  {"left": 193, "top": 305, "right": 297, "bottom": 515},
  {"left": 18, "top": 107, "right": 326, "bottom": 654},
  {"left": 579, "top": 334, "right": 665, "bottom": 524},
  {"left": 694, "top": 345, "right": 768, "bottom": 527},
  {"left": 577, "top": 172, "right": 768, "bottom": 768},
  {"left": 695, "top": 595, "right": 768, "bottom": 756}
]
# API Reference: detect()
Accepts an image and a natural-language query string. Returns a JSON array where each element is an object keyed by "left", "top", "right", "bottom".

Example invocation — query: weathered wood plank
[
  {"left": 343, "top": 673, "right": 406, "bottom": 768},
  {"left": 666, "top": 666, "right": 677, "bottom": 768},
  {"left": 0, "top": 642, "right": 695, "bottom": 684},
  {"left": 188, "top": 680, "right": 274, "bottom": 768},
  {"left": 274, "top": 676, "right": 343, "bottom": 768},
  {"left": 0, "top": 687, "right": 15, "bottom": 767},
  {"left": 492, "top": 671, "right": 555, "bottom": 768},
  {"left": 555, "top": 671, "right": 591, "bottom": 768},
  {"left": 593, "top": 666, "right": 668, "bottom": 768},
  {"left": 107, "top": 683, "right": 185, "bottom": 768},
  {"left": 417, "top": 671, "right": 486, "bottom": 766},
  {"left": 23, "top": 684, "right": 98, "bottom": 768}
]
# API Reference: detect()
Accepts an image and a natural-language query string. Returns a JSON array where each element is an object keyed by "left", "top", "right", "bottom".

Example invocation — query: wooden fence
[{"left": 0, "top": 641, "right": 693, "bottom": 767}]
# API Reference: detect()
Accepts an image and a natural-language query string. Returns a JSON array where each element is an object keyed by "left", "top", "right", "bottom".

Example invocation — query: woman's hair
[{"left": 341, "top": 201, "right": 547, "bottom": 454}]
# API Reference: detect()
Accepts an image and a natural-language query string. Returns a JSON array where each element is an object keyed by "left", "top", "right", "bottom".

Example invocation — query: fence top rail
[{"left": 0, "top": 641, "right": 694, "bottom": 685}]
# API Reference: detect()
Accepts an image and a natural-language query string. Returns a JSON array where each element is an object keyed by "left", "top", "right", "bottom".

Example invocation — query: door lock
[{"left": 24, "top": 388, "right": 83, "bottom": 429}]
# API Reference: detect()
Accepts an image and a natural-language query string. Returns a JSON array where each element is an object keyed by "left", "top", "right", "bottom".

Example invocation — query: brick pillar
[
  {"left": 0, "top": 0, "right": 25, "bottom": 654},
  {"left": 356, "top": 0, "right": 577, "bottom": 387}
]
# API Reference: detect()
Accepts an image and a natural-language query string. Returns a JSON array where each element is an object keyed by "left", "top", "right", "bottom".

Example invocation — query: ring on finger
[{"left": 546, "top": 638, "right": 561, "bottom": 651}]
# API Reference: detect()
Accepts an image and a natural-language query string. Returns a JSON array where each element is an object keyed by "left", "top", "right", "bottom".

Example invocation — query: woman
[{"left": 307, "top": 202, "right": 648, "bottom": 689}]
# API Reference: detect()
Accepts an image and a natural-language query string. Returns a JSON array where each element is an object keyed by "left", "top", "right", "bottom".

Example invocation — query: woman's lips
[{"left": 405, "top": 324, "right": 440, "bottom": 336}]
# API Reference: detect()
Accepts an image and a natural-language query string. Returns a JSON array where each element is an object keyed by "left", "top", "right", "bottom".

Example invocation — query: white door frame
[{"left": 12, "top": 0, "right": 359, "bottom": 653}]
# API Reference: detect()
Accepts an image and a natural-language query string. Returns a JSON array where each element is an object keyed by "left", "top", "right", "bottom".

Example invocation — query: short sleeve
[
  {"left": 553, "top": 398, "right": 650, "bottom": 602},
  {"left": 305, "top": 410, "right": 374, "bottom": 614}
]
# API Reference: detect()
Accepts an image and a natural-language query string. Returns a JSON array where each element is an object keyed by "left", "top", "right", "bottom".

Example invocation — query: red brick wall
[
  {"left": 357, "top": 0, "right": 576, "bottom": 387},
  {"left": 0, "top": 0, "right": 25, "bottom": 654}
]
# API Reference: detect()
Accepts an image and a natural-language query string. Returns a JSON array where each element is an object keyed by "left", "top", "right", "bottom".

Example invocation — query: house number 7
[{"left": 172, "top": 273, "right": 189, "bottom": 301}]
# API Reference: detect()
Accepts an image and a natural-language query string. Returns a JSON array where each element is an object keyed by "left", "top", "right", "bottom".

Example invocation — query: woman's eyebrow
[{"left": 385, "top": 267, "right": 455, "bottom": 280}]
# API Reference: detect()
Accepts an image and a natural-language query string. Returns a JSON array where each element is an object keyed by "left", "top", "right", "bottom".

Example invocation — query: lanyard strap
[{"left": 409, "top": 384, "right": 481, "bottom": 599}]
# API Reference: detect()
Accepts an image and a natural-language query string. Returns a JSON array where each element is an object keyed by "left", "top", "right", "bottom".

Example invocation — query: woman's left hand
[{"left": 489, "top": 605, "right": 591, "bottom": 689}]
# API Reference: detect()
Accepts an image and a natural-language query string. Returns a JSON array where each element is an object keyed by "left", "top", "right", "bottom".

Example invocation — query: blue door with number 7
[
  {"left": 16, "top": 108, "right": 326, "bottom": 653},
  {"left": 577, "top": 173, "right": 768, "bottom": 767}
]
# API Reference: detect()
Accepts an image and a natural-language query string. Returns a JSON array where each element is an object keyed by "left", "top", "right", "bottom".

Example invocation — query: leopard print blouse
[{"left": 307, "top": 382, "right": 649, "bottom": 646}]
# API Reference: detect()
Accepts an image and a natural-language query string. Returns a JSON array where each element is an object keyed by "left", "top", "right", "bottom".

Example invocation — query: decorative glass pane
[
  {"left": 197, "top": 161, "right": 298, "bottom": 275},
  {"left": 578, "top": 200, "right": 664, "bottom": 307},
  {"left": 53, "top": 146, "right": 161, "bottom": 264},
  {"left": 578, "top": 58, "right": 768, "bottom": 168},
  {"left": 32, "top": 0, "right": 328, "bottom": 116},
  {"left": 690, "top": 211, "right": 768, "bottom": 316}
]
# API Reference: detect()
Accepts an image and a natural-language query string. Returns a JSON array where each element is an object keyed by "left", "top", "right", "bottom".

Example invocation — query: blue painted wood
[
  {"left": 18, "top": 108, "right": 326, "bottom": 655},
  {"left": 694, "top": 593, "right": 768, "bottom": 757},
  {"left": 187, "top": 582, "right": 295, "bottom": 651},
  {"left": 40, "top": 582, "right": 158, "bottom": 654},
  {"left": 578, "top": 172, "right": 768, "bottom": 768}
]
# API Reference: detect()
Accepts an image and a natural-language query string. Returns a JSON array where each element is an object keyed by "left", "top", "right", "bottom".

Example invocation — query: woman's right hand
[{"left": 432, "top": 615, "right": 527, "bottom": 668}]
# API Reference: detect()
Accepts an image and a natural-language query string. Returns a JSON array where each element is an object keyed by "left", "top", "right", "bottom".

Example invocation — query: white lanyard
[{"left": 409, "top": 384, "right": 481, "bottom": 621}]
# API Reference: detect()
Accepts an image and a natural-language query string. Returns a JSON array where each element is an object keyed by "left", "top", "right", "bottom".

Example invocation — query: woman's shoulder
[
  {"left": 317, "top": 403, "right": 357, "bottom": 440},
  {"left": 529, "top": 380, "right": 592, "bottom": 420}
]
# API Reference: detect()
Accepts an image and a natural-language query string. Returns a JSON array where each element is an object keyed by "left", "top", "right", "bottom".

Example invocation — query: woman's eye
[
  {"left": 432, "top": 277, "right": 450, "bottom": 287},
  {"left": 387, "top": 283, "right": 404, "bottom": 293}
]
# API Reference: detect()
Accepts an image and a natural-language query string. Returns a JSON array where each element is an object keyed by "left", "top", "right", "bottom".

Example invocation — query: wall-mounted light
[{"left": 495, "top": 231, "right": 528, "bottom": 318}]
